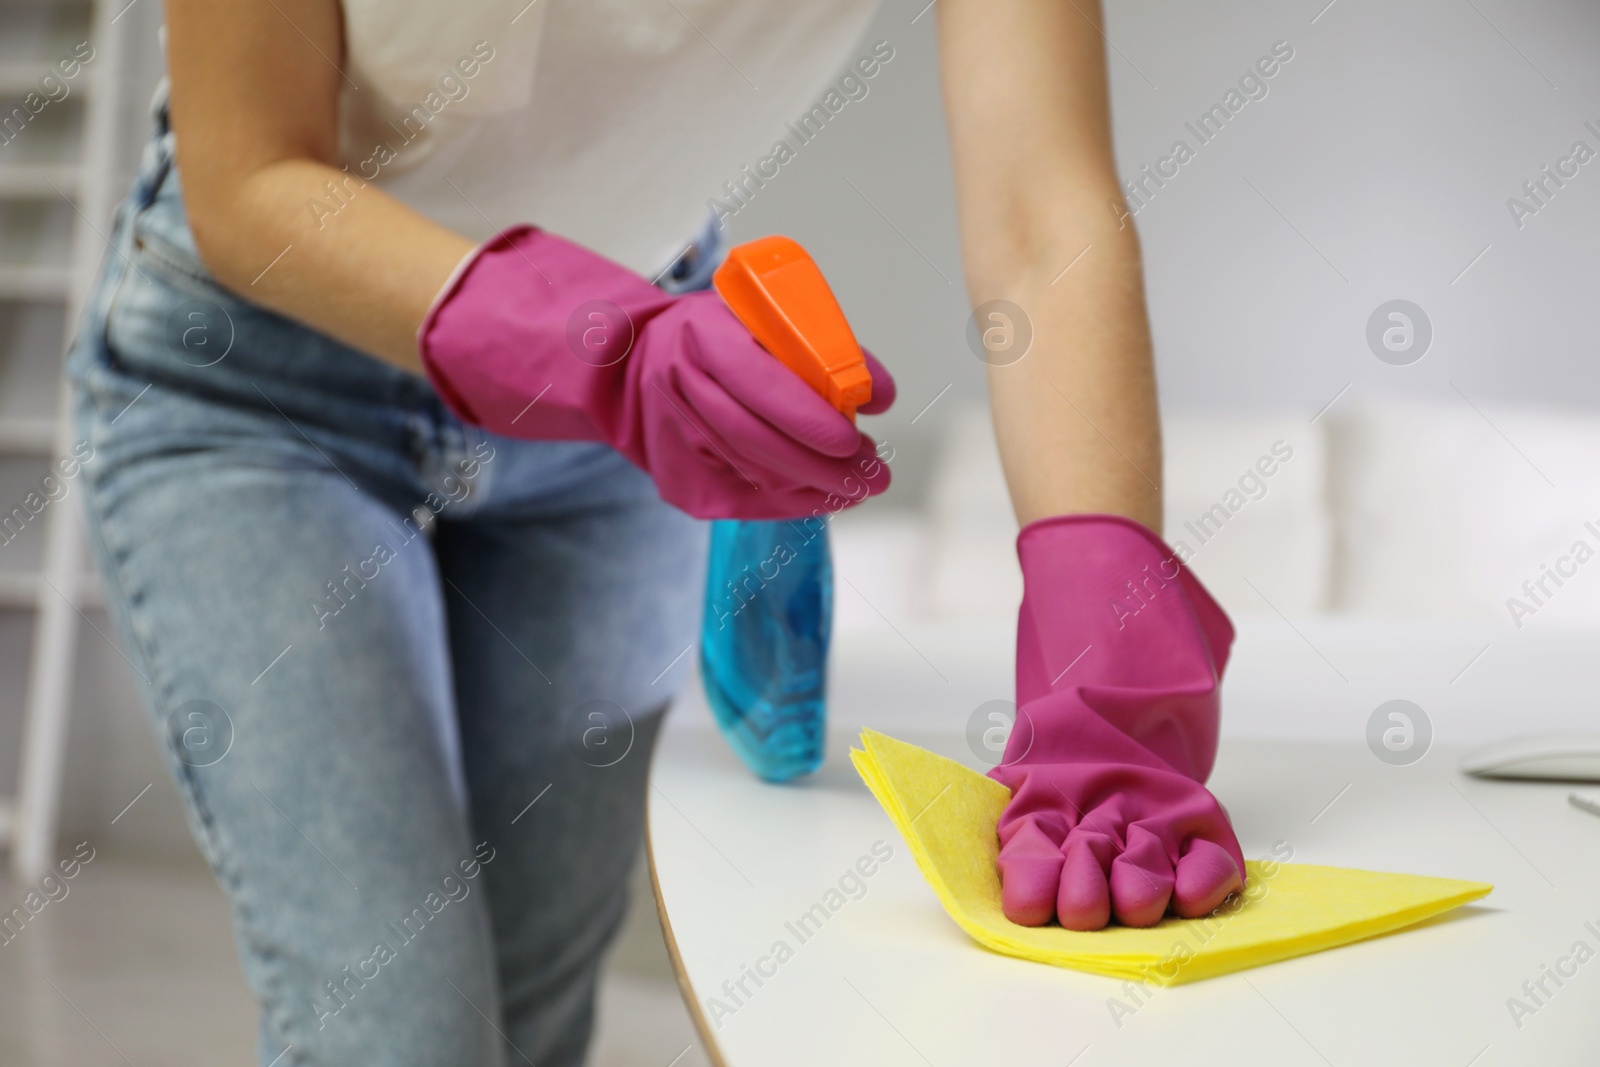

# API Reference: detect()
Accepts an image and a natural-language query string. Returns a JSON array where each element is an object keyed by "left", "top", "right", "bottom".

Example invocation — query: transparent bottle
[{"left": 699, "top": 515, "right": 831, "bottom": 782}]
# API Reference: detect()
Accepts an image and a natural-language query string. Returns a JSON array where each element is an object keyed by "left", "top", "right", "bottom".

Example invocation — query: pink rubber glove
[
  {"left": 988, "top": 514, "right": 1246, "bottom": 930},
  {"left": 418, "top": 226, "right": 895, "bottom": 519}
]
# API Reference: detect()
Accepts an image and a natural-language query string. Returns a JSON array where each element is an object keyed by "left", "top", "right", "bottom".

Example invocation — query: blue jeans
[{"left": 66, "top": 91, "right": 711, "bottom": 1066}]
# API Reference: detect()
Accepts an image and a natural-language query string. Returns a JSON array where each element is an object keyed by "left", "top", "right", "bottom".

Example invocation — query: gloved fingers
[
  {"left": 683, "top": 307, "right": 864, "bottom": 459},
  {"left": 640, "top": 412, "right": 787, "bottom": 516},
  {"left": 678, "top": 377, "right": 889, "bottom": 498},
  {"left": 826, "top": 437, "right": 892, "bottom": 503},
  {"left": 649, "top": 402, "right": 768, "bottom": 487},
  {"left": 715, "top": 357, "right": 862, "bottom": 458},
  {"left": 1109, "top": 825, "right": 1175, "bottom": 928},
  {"left": 1061, "top": 822, "right": 1119, "bottom": 863},
  {"left": 653, "top": 458, "right": 769, "bottom": 519},
  {"left": 996, "top": 818, "right": 1067, "bottom": 927},
  {"left": 651, "top": 422, "right": 852, "bottom": 520},
  {"left": 1055, "top": 835, "right": 1113, "bottom": 931},
  {"left": 855, "top": 439, "right": 894, "bottom": 502},
  {"left": 719, "top": 418, "right": 887, "bottom": 502},
  {"left": 996, "top": 806, "right": 1067, "bottom": 850},
  {"left": 1171, "top": 838, "right": 1244, "bottom": 919},
  {"left": 652, "top": 446, "right": 822, "bottom": 519},
  {"left": 1170, "top": 788, "right": 1249, "bottom": 886},
  {"left": 855, "top": 346, "right": 897, "bottom": 415}
]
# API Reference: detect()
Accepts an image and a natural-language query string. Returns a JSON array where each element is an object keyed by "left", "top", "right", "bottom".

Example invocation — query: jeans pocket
[
  {"left": 129, "top": 225, "right": 217, "bottom": 290},
  {"left": 104, "top": 221, "right": 248, "bottom": 383}
]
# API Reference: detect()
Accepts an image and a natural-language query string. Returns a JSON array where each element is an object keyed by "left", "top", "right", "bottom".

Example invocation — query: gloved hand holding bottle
[
  {"left": 988, "top": 514, "right": 1246, "bottom": 930},
  {"left": 418, "top": 226, "right": 896, "bottom": 519}
]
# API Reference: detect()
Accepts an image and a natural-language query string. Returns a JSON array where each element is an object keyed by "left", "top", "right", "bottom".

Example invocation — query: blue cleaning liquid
[{"left": 700, "top": 516, "right": 832, "bottom": 782}]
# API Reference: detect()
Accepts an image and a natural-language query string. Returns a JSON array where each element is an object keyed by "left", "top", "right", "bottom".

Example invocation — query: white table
[{"left": 647, "top": 621, "right": 1600, "bottom": 1066}]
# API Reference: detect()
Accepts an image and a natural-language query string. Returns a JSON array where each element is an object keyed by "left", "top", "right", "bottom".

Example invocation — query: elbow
[
  {"left": 182, "top": 188, "right": 262, "bottom": 294},
  {"left": 961, "top": 178, "right": 1142, "bottom": 301},
  {"left": 183, "top": 204, "right": 231, "bottom": 283},
  {"left": 178, "top": 159, "right": 303, "bottom": 294}
]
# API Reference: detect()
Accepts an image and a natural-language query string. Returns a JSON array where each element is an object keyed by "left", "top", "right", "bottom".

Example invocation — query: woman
[{"left": 69, "top": 0, "right": 1245, "bottom": 1062}]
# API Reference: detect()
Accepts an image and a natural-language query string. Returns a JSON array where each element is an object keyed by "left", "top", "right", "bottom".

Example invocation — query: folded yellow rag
[{"left": 850, "top": 729, "right": 1491, "bottom": 984}]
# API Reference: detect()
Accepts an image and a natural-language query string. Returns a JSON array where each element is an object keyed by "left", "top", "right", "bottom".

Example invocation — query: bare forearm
[
  {"left": 973, "top": 196, "right": 1162, "bottom": 532},
  {"left": 165, "top": 0, "right": 475, "bottom": 375},
  {"left": 183, "top": 159, "right": 475, "bottom": 374},
  {"left": 939, "top": 0, "right": 1162, "bottom": 533}
]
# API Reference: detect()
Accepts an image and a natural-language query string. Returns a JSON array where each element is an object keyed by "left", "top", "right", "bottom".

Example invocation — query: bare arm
[
  {"left": 164, "top": 0, "right": 476, "bottom": 373},
  {"left": 937, "top": 0, "right": 1162, "bottom": 533}
]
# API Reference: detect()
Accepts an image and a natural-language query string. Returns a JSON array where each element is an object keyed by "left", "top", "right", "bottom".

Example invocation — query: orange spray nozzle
[{"left": 713, "top": 236, "right": 872, "bottom": 422}]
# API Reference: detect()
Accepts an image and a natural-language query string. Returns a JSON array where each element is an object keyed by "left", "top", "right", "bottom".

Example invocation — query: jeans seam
[{"left": 79, "top": 435, "right": 309, "bottom": 1064}]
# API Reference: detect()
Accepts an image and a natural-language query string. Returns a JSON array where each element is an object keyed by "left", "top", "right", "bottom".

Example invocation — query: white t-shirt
[{"left": 335, "top": 0, "right": 885, "bottom": 276}]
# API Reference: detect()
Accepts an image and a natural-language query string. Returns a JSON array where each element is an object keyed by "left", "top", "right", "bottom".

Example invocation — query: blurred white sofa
[
  {"left": 816, "top": 399, "right": 1600, "bottom": 743},
  {"left": 833, "top": 399, "right": 1600, "bottom": 630}
]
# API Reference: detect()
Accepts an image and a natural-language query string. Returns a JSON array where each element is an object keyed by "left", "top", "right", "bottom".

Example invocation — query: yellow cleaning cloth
[{"left": 851, "top": 729, "right": 1491, "bottom": 984}]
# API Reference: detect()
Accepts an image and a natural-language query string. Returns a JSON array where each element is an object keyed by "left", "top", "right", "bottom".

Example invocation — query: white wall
[{"left": 728, "top": 0, "right": 1600, "bottom": 502}]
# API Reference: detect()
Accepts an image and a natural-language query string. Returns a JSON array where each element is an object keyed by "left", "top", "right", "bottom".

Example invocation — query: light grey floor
[{"left": 0, "top": 849, "right": 711, "bottom": 1067}]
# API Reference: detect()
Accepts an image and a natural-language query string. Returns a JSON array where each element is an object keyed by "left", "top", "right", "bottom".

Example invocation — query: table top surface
[{"left": 647, "top": 715, "right": 1600, "bottom": 1067}]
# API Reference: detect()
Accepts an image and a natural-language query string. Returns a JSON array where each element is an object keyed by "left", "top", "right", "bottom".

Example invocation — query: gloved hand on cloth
[
  {"left": 988, "top": 514, "right": 1246, "bottom": 930},
  {"left": 418, "top": 227, "right": 896, "bottom": 519}
]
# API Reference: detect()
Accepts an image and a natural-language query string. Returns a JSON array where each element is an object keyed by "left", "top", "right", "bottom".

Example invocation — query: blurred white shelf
[
  {"left": 0, "top": 264, "right": 72, "bottom": 301},
  {"left": 6, "top": 0, "right": 123, "bottom": 885},
  {"left": 0, "top": 570, "right": 104, "bottom": 610},
  {"left": 0, "top": 570, "right": 39, "bottom": 607},
  {"left": 0, "top": 163, "right": 82, "bottom": 200},
  {"left": 0, "top": 416, "right": 58, "bottom": 454}
]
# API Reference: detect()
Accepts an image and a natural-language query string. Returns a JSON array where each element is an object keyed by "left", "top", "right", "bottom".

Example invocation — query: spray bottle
[{"left": 699, "top": 236, "right": 873, "bottom": 782}]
